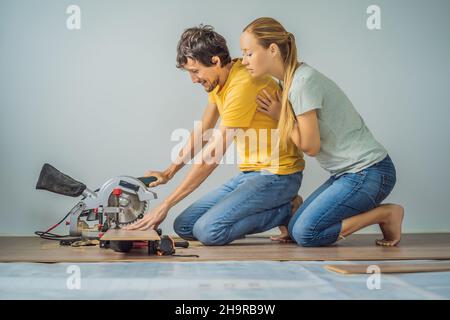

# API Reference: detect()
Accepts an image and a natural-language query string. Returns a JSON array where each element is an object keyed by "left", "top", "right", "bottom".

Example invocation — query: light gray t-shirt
[{"left": 288, "top": 62, "right": 387, "bottom": 176}]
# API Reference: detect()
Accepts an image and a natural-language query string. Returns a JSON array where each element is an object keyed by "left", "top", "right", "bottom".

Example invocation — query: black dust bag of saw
[{"left": 36, "top": 163, "right": 86, "bottom": 197}]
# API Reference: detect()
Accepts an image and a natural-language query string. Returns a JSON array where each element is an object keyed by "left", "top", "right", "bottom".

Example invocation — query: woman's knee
[
  {"left": 290, "top": 223, "right": 318, "bottom": 247},
  {"left": 289, "top": 220, "right": 334, "bottom": 247},
  {"left": 291, "top": 231, "right": 333, "bottom": 247}
]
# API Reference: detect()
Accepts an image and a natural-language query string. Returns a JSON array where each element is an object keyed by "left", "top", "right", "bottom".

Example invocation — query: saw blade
[{"left": 107, "top": 190, "right": 147, "bottom": 225}]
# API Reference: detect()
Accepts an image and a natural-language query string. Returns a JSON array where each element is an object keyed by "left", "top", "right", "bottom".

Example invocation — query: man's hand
[
  {"left": 256, "top": 89, "right": 282, "bottom": 121},
  {"left": 123, "top": 202, "right": 170, "bottom": 231},
  {"left": 143, "top": 170, "right": 170, "bottom": 188}
]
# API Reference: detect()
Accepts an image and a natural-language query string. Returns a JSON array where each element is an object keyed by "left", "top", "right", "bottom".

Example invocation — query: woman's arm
[
  {"left": 291, "top": 110, "right": 321, "bottom": 157},
  {"left": 256, "top": 89, "right": 321, "bottom": 156}
]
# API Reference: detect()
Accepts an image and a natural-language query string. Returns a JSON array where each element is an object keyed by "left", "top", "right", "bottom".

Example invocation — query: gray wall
[{"left": 1, "top": 0, "right": 449, "bottom": 236}]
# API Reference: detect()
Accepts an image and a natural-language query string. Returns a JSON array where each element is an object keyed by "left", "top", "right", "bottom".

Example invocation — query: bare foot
[
  {"left": 291, "top": 195, "right": 303, "bottom": 213},
  {"left": 376, "top": 204, "right": 404, "bottom": 247},
  {"left": 270, "top": 226, "right": 292, "bottom": 243},
  {"left": 270, "top": 195, "right": 303, "bottom": 243}
]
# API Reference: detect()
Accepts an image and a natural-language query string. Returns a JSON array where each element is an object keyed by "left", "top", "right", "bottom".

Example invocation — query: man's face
[{"left": 183, "top": 58, "right": 221, "bottom": 92}]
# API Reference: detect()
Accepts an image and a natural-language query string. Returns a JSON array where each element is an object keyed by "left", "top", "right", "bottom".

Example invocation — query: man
[{"left": 125, "top": 25, "right": 304, "bottom": 246}]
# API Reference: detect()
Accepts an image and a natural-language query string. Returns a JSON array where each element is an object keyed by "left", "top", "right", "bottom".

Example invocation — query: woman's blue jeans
[
  {"left": 174, "top": 170, "right": 303, "bottom": 246},
  {"left": 288, "top": 155, "right": 397, "bottom": 247}
]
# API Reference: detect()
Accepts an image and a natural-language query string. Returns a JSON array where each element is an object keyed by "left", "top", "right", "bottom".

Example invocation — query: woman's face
[{"left": 240, "top": 31, "right": 273, "bottom": 78}]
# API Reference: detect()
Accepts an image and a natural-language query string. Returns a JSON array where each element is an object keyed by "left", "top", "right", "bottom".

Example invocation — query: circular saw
[
  {"left": 35, "top": 163, "right": 158, "bottom": 238},
  {"left": 107, "top": 190, "right": 148, "bottom": 225}
]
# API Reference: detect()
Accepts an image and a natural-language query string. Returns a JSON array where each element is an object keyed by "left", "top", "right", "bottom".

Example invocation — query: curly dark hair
[{"left": 176, "top": 24, "right": 231, "bottom": 68}]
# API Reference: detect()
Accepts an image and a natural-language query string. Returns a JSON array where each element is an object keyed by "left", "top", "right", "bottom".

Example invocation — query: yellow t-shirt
[{"left": 208, "top": 59, "right": 305, "bottom": 175}]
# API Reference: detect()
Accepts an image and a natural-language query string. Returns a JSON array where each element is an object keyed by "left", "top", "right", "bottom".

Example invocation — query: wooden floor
[{"left": 1, "top": 233, "right": 450, "bottom": 263}]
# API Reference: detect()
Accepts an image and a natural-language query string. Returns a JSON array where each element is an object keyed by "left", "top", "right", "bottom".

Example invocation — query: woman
[{"left": 240, "top": 17, "right": 404, "bottom": 247}]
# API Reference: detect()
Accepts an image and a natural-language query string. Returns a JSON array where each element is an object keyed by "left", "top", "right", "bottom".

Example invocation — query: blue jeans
[
  {"left": 174, "top": 170, "right": 303, "bottom": 246},
  {"left": 288, "top": 155, "right": 397, "bottom": 247}
]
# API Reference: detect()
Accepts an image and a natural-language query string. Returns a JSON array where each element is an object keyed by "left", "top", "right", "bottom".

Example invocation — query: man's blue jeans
[
  {"left": 174, "top": 170, "right": 303, "bottom": 246},
  {"left": 288, "top": 155, "right": 397, "bottom": 247}
]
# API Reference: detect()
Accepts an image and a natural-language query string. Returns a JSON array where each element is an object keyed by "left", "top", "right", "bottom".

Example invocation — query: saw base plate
[{"left": 100, "top": 229, "right": 160, "bottom": 241}]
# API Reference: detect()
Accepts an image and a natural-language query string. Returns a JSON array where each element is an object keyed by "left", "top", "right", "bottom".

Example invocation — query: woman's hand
[
  {"left": 143, "top": 170, "right": 170, "bottom": 188},
  {"left": 122, "top": 202, "right": 170, "bottom": 231},
  {"left": 256, "top": 89, "right": 282, "bottom": 121}
]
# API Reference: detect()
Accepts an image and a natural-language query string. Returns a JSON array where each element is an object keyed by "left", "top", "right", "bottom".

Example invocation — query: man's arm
[
  {"left": 163, "top": 125, "right": 236, "bottom": 208},
  {"left": 145, "top": 101, "right": 220, "bottom": 187},
  {"left": 125, "top": 125, "right": 236, "bottom": 230}
]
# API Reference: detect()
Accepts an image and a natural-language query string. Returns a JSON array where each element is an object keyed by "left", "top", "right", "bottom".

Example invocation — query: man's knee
[
  {"left": 173, "top": 212, "right": 196, "bottom": 241},
  {"left": 173, "top": 214, "right": 184, "bottom": 234},
  {"left": 192, "top": 219, "right": 230, "bottom": 246}
]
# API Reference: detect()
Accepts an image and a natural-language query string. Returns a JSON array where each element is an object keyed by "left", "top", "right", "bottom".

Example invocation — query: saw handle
[
  {"left": 174, "top": 240, "right": 189, "bottom": 248},
  {"left": 137, "top": 176, "right": 158, "bottom": 187}
]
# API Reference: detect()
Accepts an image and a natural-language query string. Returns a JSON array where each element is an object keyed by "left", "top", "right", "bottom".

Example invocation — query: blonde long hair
[{"left": 243, "top": 17, "right": 299, "bottom": 151}]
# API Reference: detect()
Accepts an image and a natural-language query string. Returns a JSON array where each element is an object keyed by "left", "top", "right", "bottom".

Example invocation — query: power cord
[{"left": 34, "top": 210, "right": 81, "bottom": 244}]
